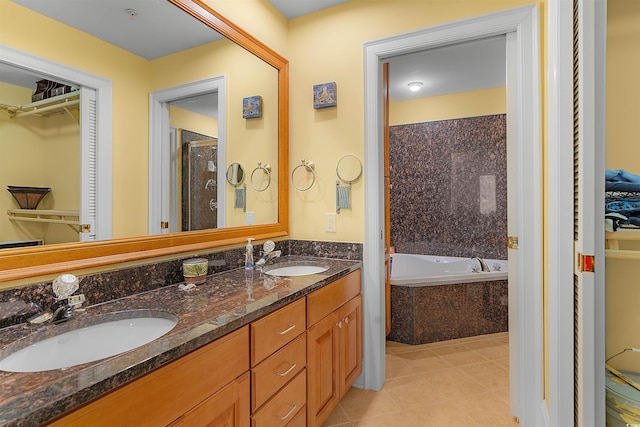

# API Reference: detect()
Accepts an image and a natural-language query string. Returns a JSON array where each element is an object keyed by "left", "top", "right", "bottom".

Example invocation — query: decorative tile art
[
  {"left": 313, "top": 82, "right": 337, "bottom": 109},
  {"left": 242, "top": 95, "right": 262, "bottom": 118}
]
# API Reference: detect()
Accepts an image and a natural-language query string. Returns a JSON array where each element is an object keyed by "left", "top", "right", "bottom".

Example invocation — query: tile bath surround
[{"left": 389, "top": 114, "right": 507, "bottom": 260}]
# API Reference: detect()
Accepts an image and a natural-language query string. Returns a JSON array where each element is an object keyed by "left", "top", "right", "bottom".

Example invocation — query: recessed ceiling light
[{"left": 408, "top": 82, "right": 423, "bottom": 92}]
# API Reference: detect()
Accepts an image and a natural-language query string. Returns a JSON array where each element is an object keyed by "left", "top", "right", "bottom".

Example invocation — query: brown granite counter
[{"left": 0, "top": 256, "right": 361, "bottom": 426}]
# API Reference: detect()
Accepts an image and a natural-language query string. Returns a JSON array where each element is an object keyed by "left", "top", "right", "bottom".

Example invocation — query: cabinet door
[
  {"left": 306, "top": 311, "right": 340, "bottom": 427},
  {"left": 170, "top": 372, "right": 250, "bottom": 427},
  {"left": 339, "top": 295, "right": 362, "bottom": 398}
]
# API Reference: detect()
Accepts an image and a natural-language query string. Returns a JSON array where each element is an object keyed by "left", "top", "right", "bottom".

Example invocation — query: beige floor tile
[
  {"left": 351, "top": 411, "right": 420, "bottom": 427},
  {"left": 383, "top": 374, "right": 448, "bottom": 411},
  {"left": 323, "top": 403, "right": 352, "bottom": 426},
  {"left": 385, "top": 354, "right": 416, "bottom": 379},
  {"left": 421, "top": 367, "right": 487, "bottom": 399},
  {"left": 474, "top": 343, "right": 509, "bottom": 360},
  {"left": 404, "top": 400, "right": 483, "bottom": 426},
  {"left": 339, "top": 387, "right": 399, "bottom": 421},
  {"left": 435, "top": 348, "right": 489, "bottom": 367},
  {"left": 457, "top": 391, "right": 519, "bottom": 427},
  {"left": 459, "top": 361, "right": 510, "bottom": 390},
  {"left": 394, "top": 349, "right": 453, "bottom": 373}
]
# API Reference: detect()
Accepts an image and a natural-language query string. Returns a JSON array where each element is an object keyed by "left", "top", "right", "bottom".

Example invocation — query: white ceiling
[{"left": 2, "top": 0, "right": 505, "bottom": 113}]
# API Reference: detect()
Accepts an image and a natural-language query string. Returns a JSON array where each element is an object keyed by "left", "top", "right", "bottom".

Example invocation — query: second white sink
[
  {"left": 0, "top": 311, "right": 177, "bottom": 373},
  {"left": 265, "top": 265, "right": 328, "bottom": 277}
]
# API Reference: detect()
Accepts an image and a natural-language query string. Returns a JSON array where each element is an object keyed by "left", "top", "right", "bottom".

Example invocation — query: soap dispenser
[{"left": 245, "top": 238, "right": 255, "bottom": 269}]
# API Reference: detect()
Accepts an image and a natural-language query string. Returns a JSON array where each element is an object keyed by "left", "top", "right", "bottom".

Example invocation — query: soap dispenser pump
[{"left": 245, "top": 238, "right": 255, "bottom": 269}]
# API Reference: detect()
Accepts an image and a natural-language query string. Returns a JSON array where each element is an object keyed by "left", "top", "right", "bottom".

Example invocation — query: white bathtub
[{"left": 390, "top": 253, "right": 508, "bottom": 286}]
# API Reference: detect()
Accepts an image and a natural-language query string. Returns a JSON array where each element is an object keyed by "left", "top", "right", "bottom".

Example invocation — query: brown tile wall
[{"left": 389, "top": 114, "right": 507, "bottom": 260}]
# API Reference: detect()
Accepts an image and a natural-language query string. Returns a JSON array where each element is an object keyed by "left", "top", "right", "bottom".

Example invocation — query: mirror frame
[{"left": 0, "top": 0, "right": 289, "bottom": 283}]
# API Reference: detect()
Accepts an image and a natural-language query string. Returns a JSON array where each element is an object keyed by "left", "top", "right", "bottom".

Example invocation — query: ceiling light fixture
[{"left": 408, "top": 81, "right": 423, "bottom": 92}]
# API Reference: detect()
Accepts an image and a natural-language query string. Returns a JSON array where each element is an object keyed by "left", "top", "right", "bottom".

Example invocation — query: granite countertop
[{"left": 0, "top": 256, "right": 361, "bottom": 427}]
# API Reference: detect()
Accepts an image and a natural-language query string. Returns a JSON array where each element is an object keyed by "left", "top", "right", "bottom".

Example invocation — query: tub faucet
[{"left": 471, "top": 257, "right": 491, "bottom": 272}]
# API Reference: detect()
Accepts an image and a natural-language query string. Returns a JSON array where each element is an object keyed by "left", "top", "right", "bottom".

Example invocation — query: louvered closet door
[
  {"left": 573, "top": 0, "right": 606, "bottom": 425},
  {"left": 79, "top": 86, "right": 98, "bottom": 242}
]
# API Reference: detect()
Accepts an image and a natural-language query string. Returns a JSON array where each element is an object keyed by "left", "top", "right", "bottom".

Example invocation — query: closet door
[
  {"left": 79, "top": 86, "right": 97, "bottom": 242},
  {"left": 572, "top": 0, "right": 606, "bottom": 425}
]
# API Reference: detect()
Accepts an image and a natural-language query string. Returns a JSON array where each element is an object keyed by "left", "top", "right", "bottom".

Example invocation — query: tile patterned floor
[{"left": 323, "top": 332, "right": 519, "bottom": 427}]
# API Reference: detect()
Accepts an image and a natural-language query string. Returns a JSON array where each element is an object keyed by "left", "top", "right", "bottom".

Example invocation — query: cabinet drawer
[
  {"left": 307, "top": 270, "right": 361, "bottom": 327},
  {"left": 251, "top": 369, "right": 306, "bottom": 427},
  {"left": 252, "top": 332, "right": 306, "bottom": 411},
  {"left": 49, "top": 326, "right": 249, "bottom": 426},
  {"left": 251, "top": 298, "right": 306, "bottom": 366},
  {"left": 286, "top": 405, "right": 306, "bottom": 427}
]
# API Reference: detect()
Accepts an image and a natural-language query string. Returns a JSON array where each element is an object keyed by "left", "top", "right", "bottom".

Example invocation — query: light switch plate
[
  {"left": 325, "top": 213, "right": 336, "bottom": 232},
  {"left": 246, "top": 211, "right": 255, "bottom": 225}
]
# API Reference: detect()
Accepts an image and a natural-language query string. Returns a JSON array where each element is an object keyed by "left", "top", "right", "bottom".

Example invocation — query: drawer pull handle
[
  {"left": 276, "top": 403, "right": 297, "bottom": 420},
  {"left": 275, "top": 323, "right": 295, "bottom": 335},
  {"left": 275, "top": 361, "right": 296, "bottom": 377}
]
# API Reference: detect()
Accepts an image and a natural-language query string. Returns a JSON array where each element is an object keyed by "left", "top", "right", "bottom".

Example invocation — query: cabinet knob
[
  {"left": 344, "top": 317, "right": 349, "bottom": 324},
  {"left": 337, "top": 321, "right": 342, "bottom": 328}
]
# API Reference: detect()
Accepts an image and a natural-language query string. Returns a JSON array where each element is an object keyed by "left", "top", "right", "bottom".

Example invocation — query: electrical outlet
[
  {"left": 325, "top": 213, "right": 336, "bottom": 232},
  {"left": 246, "top": 211, "right": 255, "bottom": 225}
]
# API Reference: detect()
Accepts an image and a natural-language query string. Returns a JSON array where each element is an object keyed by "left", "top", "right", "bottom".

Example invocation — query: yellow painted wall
[
  {"left": 281, "top": 0, "right": 537, "bottom": 243},
  {"left": 606, "top": 0, "right": 640, "bottom": 372},
  {"left": 389, "top": 87, "right": 507, "bottom": 126}
]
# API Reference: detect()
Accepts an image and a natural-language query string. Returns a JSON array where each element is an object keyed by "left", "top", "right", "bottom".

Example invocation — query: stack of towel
[{"left": 606, "top": 169, "right": 640, "bottom": 231}]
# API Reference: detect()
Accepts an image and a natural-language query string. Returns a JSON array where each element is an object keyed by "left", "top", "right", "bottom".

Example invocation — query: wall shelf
[
  {"left": 1, "top": 91, "right": 80, "bottom": 120},
  {"left": 7, "top": 209, "right": 80, "bottom": 232}
]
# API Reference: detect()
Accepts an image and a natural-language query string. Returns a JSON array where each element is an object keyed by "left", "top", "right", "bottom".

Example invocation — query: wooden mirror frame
[{"left": 0, "top": 0, "right": 289, "bottom": 284}]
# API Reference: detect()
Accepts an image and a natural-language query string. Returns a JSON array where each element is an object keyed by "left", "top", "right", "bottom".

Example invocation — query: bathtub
[
  {"left": 390, "top": 253, "right": 508, "bottom": 286},
  {"left": 388, "top": 253, "right": 509, "bottom": 345}
]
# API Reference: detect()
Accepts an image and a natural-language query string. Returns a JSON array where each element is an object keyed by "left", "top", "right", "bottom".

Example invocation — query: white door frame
[
  {"left": 363, "top": 5, "right": 544, "bottom": 425},
  {"left": 0, "top": 44, "right": 113, "bottom": 241},
  {"left": 149, "top": 76, "right": 226, "bottom": 234}
]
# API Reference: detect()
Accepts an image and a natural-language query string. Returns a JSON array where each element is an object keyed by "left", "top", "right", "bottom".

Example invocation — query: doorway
[{"left": 362, "top": 5, "right": 543, "bottom": 425}]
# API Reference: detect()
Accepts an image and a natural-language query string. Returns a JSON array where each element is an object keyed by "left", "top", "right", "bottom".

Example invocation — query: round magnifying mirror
[
  {"left": 336, "top": 155, "right": 362, "bottom": 183},
  {"left": 226, "top": 163, "right": 245, "bottom": 186}
]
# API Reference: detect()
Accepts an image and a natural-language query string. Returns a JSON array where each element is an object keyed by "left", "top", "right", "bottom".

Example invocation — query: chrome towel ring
[
  {"left": 292, "top": 159, "right": 316, "bottom": 191},
  {"left": 250, "top": 162, "right": 271, "bottom": 192}
]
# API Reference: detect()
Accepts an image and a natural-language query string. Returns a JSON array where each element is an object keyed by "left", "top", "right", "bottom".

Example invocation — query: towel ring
[
  {"left": 292, "top": 159, "right": 316, "bottom": 191},
  {"left": 250, "top": 162, "right": 271, "bottom": 192}
]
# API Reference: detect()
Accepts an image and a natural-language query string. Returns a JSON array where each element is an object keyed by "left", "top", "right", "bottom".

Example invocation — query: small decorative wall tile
[
  {"left": 242, "top": 95, "right": 262, "bottom": 119},
  {"left": 313, "top": 82, "right": 337, "bottom": 109}
]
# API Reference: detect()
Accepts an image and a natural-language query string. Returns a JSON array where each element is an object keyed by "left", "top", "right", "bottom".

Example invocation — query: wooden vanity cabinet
[
  {"left": 45, "top": 269, "right": 362, "bottom": 427},
  {"left": 306, "top": 270, "right": 362, "bottom": 427},
  {"left": 47, "top": 326, "right": 250, "bottom": 427}
]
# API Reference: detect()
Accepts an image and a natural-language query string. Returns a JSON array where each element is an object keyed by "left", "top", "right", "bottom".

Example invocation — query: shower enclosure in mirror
[{"left": 182, "top": 130, "right": 218, "bottom": 232}]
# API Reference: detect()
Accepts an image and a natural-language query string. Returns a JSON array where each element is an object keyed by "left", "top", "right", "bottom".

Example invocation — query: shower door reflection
[{"left": 182, "top": 131, "right": 218, "bottom": 231}]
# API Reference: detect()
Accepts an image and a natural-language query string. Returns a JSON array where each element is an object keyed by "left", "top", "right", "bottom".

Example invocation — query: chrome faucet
[
  {"left": 471, "top": 257, "right": 491, "bottom": 272},
  {"left": 256, "top": 240, "right": 281, "bottom": 267}
]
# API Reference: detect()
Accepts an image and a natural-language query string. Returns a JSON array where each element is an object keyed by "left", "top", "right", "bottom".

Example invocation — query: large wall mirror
[{"left": 0, "top": 0, "right": 289, "bottom": 283}]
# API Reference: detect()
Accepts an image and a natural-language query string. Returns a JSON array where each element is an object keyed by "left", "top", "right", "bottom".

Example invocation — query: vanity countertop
[{"left": 0, "top": 256, "right": 361, "bottom": 427}]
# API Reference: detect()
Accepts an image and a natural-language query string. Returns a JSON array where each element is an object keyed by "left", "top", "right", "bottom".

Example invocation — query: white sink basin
[
  {"left": 265, "top": 265, "right": 328, "bottom": 277},
  {"left": 0, "top": 312, "right": 177, "bottom": 372}
]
